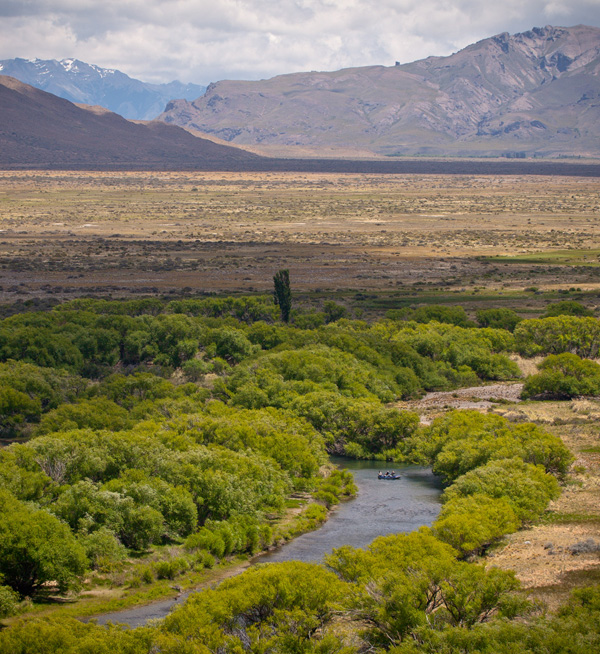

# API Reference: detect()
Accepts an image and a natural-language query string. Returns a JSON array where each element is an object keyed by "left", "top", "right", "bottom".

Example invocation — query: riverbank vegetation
[{"left": 0, "top": 293, "right": 599, "bottom": 651}]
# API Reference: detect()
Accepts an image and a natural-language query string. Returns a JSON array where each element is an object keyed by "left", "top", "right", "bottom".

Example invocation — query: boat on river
[{"left": 378, "top": 472, "right": 401, "bottom": 480}]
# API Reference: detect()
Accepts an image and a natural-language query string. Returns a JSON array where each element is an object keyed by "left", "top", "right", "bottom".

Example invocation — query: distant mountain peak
[
  {"left": 0, "top": 73, "right": 260, "bottom": 168},
  {"left": 0, "top": 57, "right": 205, "bottom": 120}
]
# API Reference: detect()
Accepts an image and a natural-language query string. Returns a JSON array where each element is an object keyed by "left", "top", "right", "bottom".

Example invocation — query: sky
[{"left": 1, "top": 0, "right": 600, "bottom": 85}]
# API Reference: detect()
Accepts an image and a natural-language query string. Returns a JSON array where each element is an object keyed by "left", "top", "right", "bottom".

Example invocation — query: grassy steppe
[{"left": 0, "top": 171, "right": 598, "bottom": 316}]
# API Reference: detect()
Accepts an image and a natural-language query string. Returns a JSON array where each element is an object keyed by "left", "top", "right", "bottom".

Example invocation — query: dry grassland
[
  {"left": 0, "top": 170, "right": 598, "bottom": 309},
  {"left": 489, "top": 399, "right": 600, "bottom": 609}
]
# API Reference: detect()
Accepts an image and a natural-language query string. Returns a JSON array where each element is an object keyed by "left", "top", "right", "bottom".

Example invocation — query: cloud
[{"left": 0, "top": 0, "right": 599, "bottom": 84}]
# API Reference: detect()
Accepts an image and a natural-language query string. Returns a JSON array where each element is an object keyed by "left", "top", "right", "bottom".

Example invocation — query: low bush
[{"left": 522, "top": 352, "right": 600, "bottom": 399}]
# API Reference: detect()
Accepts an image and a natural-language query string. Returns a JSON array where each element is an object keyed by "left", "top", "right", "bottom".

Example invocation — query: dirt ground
[
  {"left": 0, "top": 171, "right": 599, "bottom": 311},
  {"left": 489, "top": 401, "right": 600, "bottom": 609},
  {"left": 397, "top": 382, "right": 524, "bottom": 424}
]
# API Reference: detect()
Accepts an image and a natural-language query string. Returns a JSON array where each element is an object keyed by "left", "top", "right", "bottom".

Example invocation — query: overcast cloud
[{"left": 1, "top": 0, "right": 599, "bottom": 84}]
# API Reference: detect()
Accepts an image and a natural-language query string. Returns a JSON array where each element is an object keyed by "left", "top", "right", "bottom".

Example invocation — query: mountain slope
[
  {"left": 0, "top": 58, "right": 205, "bottom": 120},
  {"left": 0, "top": 75, "right": 260, "bottom": 169},
  {"left": 159, "top": 25, "right": 600, "bottom": 157}
]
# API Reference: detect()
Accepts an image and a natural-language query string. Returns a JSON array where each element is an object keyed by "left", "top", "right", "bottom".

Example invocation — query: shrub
[
  {"left": 0, "top": 491, "right": 88, "bottom": 596},
  {"left": 476, "top": 308, "right": 522, "bottom": 332},
  {"left": 0, "top": 585, "right": 20, "bottom": 618},
  {"left": 433, "top": 494, "right": 520, "bottom": 556},
  {"left": 514, "top": 316, "right": 600, "bottom": 358},
  {"left": 522, "top": 352, "right": 600, "bottom": 399},
  {"left": 543, "top": 300, "right": 594, "bottom": 318},
  {"left": 412, "top": 305, "right": 474, "bottom": 327},
  {"left": 155, "top": 557, "right": 189, "bottom": 580},
  {"left": 442, "top": 458, "right": 560, "bottom": 523},
  {"left": 314, "top": 490, "right": 339, "bottom": 508},
  {"left": 80, "top": 527, "right": 126, "bottom": 571}
]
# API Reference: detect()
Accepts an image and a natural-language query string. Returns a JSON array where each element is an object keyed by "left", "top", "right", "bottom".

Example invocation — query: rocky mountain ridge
[
  {"left": 159, "top": 25, "right": 600, "bottom": 157},
  {"left": 0, "top": 58, "right": 205, "bottom": 120}
]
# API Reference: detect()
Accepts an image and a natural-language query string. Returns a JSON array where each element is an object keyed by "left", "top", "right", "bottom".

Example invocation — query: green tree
[
  {"left": 522, "top": 352, "right": 600, "bottom": 399},
  {"left": 433, "top": 494, "right": 520, "bottom": 556},
  {"left": 0, "top": 490, "right": 88, "bottom": 596},
  {"left": 323, "top": 301, "right": 347, "bottom": 323},
  {"left": 273, "top": 269, "right": 292, "bottom": 323},
  {"left": 442, "top": 458, "right": 560, "bottom": 523},
  {"left": 476, "top": 308, "right": 522, "bottom": 332},
  {"left": 160, "top": 561, "right": 348, "bottom": 653}
]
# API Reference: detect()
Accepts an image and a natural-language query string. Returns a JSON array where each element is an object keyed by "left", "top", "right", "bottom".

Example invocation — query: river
[
  {"left": 259, "top": 458, "right": 442, "bottom": 563},
  {"left": 94, "top": 459, "right": 441, "bottom": 627}
]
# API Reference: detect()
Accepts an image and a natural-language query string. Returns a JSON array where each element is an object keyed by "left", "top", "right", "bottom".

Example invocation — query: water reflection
[{"left": 258, "top": 458, "right": 442, "bottom": 564}]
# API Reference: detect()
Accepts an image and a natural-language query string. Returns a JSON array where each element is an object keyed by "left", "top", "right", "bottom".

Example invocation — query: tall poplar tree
[{"left": 273, "top": 269, "right": 292, "bottom": 323}]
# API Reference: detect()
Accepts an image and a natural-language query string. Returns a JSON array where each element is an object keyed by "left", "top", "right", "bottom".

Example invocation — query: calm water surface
[{"left": 259, "top": 458, "right": 442, "bottom": 564}]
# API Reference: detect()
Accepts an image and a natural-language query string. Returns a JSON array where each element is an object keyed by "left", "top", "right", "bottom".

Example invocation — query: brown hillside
[{"left": 0, "top": 75, "right": 261, "bottom": 169}]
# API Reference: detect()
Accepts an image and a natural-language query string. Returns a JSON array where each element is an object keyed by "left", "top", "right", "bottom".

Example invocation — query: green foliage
[
  {"left": 515, "top": 315, "right": 600, "bottom": 358},
  {"left": 273, "top": 269, "right": 292, "bottom": 323},
  {"left": 155, "top": 557, "right": 189, "bottom": 580},
  {"left": 327, "top": 529, "right": 525, "bottom": 645},
  {"left": 315, "top": 469, "right": 357, "bottom": 501},
  {"left": 323, "top": 300, "right": 347, "bottom": 323},
  {"left": 291, "top": 392, "right": 419, "bottom": 457},
  {"left": 389, "top": 322, "right": 519, "bottom": 387},
  {"left": 415, "top": 410, "right": 573, "bottom": 483},
  {"left": 167, "top": 402, "right": 324, "bottom": 480},
  {"left": 411, "top": 305, "right": 475, "bottom": 327},
  {"left": 103, "top": 472, "right": 198, "bottom": 540},
  {"left": 476, "top": 308, "right": 522, "bottom": 331},
  {"left": 0, "top": 585, "right": 20, "bottom": 618},
  {"left": 391, "top": 584, "right": 600, "bottom": 653},
  {"left": 522, "top": 352, "right": 600, "bottom": 399},
  {"left": 80, "top": 526, "right": 127, "bottom": 571},
  {"left": 433, "top": 494, "right": 520, "bottom": 556},
  {"left": 181, "top": 357, "right": 210, "bottom": 381},
  {"left": 51, "top": 479, "right": 163, "bottom": 550},
  {"left": 209, "top": 327, "right": 256, "bottom": 363},
  {"left": 168, "top": 295, "right": 277, "bottom": 322},
  {"left": 0, "top": 616, "right": 154, "bottom": 654},
  {"left": 544, "top": 300, "right": 594, "bottom": 318},
  {"left": 0, "top": 490, "right": 88, "bottom": 597},
  {"left": 0, "top": 361, "right": 85, "bottom": 438},
  {"left": 160, "top": 561, "right": 348, "bottom": 653},
  {"left": 0, "top": 386, "right": 41, "bottom": 438},
  {"left": 442, "top": 458, "right": 560, "bottom": 523},
  {"left": 282, "top": 503, "right": 329, "bottom": 539},
  {"left": 35, "top": 397, "right": 132, "bottom": 435}
]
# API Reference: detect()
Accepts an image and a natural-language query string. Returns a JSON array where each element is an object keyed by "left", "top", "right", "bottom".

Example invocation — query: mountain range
[
  {"left": 159, "top": 25, "right": 600, "bottom": 158},
  {"left": 2, "top": 72, "right": 600, "bottom": 176},
  {"left": 0, "top": 58, "right": 205, "bottom": 120}
]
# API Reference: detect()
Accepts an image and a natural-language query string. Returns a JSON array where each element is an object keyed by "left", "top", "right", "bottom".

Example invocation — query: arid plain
[{"left": 0, "top": 170, "right": 599, "bottom": 314}]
